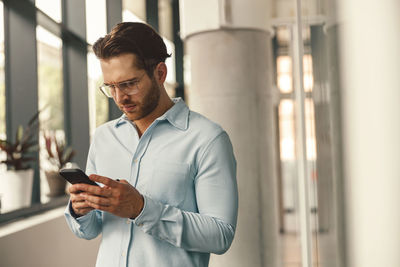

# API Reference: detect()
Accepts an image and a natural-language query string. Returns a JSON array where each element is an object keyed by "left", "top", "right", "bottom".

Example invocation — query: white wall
[
  {"left": 338, "top": 0, "right": 400, "bottom": 266},
  {"left": 0, "top": 210, "right": 100, "bottom": 267}
]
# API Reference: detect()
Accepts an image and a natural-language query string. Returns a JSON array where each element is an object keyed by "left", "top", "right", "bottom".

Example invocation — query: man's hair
[{"left": 92, "top": 22, "right": 171, "bottom": 77}]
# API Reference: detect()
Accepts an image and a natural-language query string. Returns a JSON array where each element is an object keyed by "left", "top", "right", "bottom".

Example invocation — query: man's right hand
[{"left": 69, "top": 185, "right": 95, "bottom": 217}]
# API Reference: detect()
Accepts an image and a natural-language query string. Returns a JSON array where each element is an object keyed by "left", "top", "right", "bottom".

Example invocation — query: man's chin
[{"left": 124, "top": 112, "right": 141, "bottom": 121}]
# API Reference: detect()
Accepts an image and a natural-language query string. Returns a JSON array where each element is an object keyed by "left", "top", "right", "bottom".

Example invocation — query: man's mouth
[{"left": 122, "top": 104, "right": 137, "bottom": 112}]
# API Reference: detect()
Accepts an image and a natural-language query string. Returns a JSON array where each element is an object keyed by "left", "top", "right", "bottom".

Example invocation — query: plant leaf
[
  {"left": 16, "top": 125, "right": 24, "bottom": 142},
  {"left": 44, "top": 132, "right": 53, "bottom": 158},
  {"left": 27, "top": 109, "right": 41, "bottom": 127},
  {"left": 61, "top": 148, "right": 75, "bottom": 166}
]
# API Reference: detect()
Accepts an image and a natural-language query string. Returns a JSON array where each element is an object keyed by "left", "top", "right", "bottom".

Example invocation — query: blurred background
[{"left": 0, "top": 0, "right": 399, "bottom": 267}]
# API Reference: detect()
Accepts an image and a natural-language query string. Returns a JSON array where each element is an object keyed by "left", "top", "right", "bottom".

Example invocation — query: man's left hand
[{"left": 73, "top": 174, "right": 144, "bottom": 219}]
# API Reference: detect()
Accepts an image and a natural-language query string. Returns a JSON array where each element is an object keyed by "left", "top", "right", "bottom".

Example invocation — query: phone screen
[{"left": 59, "top": 168, "right": 99, "bottom": 186}]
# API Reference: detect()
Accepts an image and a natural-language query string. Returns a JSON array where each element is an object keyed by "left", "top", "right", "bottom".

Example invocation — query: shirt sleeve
[
  {"left": 134, "top": 131, "right": 238, "bottom": 254},
  {"left": 64, "top": 131, "right": 103, "bottom": 240},
  {"left": 64, "top": 202, "right": 103, "bottom": 240}
]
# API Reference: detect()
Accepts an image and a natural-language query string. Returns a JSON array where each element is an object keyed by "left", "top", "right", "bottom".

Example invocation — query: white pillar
[
  {"left": 338, "top": 0, "right": 400, "bottom": 266},
  {"left": 180, "top": 1, "right": 279, "bottom": 267}
]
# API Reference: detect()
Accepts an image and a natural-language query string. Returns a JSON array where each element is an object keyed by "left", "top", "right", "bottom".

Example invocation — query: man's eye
[{"left": 126, "top": 81, "right": 138, "bottom": 87}]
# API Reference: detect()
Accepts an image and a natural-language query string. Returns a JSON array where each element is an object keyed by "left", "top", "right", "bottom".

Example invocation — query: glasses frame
[{"left": 99, "top": 73, "right": 146, "bottom": 98}]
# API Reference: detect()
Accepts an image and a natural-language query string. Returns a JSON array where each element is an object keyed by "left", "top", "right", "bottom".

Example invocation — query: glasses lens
[{"left": 99, "top": 85, "right": 113, "bottom": 97}]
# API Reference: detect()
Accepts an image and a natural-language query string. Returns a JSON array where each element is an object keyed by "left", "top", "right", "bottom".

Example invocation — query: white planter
[{"left": 0, "top": 169, "right": 34, "bottom": 213}]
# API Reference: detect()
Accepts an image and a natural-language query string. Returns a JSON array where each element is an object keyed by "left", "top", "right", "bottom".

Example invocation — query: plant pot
[
  {"left": 45, "top": 171, "right": 67, "bottom": 197},
  {"left": 0, "top": 169, "right": 34, "bottom": 213}
]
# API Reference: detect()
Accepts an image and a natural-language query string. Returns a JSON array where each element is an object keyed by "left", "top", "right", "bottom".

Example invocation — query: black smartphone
[{"left": 59, "top": 168, "right": 99, "bottom": 186}]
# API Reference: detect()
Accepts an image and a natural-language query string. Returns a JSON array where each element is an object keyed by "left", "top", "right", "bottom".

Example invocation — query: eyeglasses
[{"left": 99, "top": 74, "right": 145, "bottom": 98}]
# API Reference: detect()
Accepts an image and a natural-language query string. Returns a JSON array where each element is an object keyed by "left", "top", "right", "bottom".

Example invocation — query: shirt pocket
[{"left": 148, "top": 161, "right": 190, "bottom": 207}]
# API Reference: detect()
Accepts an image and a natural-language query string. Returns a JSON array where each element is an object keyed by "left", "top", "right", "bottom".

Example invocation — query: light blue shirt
[{"left": 65, "top": 98, "right": 238, "bottom": 267}]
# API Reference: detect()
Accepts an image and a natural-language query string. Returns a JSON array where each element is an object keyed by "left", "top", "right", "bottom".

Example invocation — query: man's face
[{"left": 100, "top": 53, "right": 160, "bottom": 122}]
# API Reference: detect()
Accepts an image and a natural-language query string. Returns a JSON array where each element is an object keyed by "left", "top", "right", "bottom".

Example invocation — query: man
[{"left": 65, "top": 22, "right": 238, "bottom": 267}]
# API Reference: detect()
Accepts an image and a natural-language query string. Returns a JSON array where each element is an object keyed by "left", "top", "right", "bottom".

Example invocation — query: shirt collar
[{"left": 114, "top": 97, "right": 189, "bottom": 131}]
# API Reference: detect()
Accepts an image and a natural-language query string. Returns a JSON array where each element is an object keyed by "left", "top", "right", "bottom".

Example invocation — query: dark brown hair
[{"left": 92, "top": 22, "right": 171, "bottom": 77}]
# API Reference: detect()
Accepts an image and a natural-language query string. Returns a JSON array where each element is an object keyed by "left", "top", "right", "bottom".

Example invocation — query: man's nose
[{"left": 114, "top": 87, "right": 129, "bottom": 102}]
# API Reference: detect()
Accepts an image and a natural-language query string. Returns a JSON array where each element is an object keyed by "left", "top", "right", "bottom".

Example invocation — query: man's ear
[{"left": 154, "top": 62, "right": 167, "bottom": 84}]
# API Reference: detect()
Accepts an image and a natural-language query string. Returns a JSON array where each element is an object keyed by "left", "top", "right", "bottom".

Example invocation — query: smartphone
[{"left": 59, "top": 168, "right": 99, "bottom": 186}]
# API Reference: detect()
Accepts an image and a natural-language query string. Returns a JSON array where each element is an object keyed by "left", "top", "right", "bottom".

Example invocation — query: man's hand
[
  {"left": 69, "top": 185, "right": 95, "bottom": 217},
  {"left": 72, "top": 174, "right": 144, "bottom": 219}
]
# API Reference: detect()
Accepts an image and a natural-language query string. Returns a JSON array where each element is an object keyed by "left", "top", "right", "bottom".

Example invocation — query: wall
[{"left": 0, "top": 209, "right": 100, "bottom": 267}]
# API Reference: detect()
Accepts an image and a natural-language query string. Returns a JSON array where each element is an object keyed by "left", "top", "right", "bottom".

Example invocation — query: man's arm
[
  {"left": 133, "top": 131, "right": 238, "bottom": 254},
  {"left": 64, "top": 142, "right": 103, "bottom": 240}
]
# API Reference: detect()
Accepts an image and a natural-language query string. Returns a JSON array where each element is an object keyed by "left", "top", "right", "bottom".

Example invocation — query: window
[
  {"left": 87, "top": 51, "right": 108, "bottom": 138},
  {"left": 158, "top": 0, "right": 175, "bottom": 97},
  {"left": 36, "top": 26, "right": 64, "bottom": 203},
  {"left": 123, "top": 0, "right": 146, "bottom": 22},
  {"left": 163, "top": 38, "right": 176, "bottom": 97},
  {"left": 85, "top": 0, "right": 107, "bottom": 45},
  {"left": 158, "top": 0, "right": 173, "bottom": 41},
  {"left": 35, "top": 0, "right": 62, "bottom": 23},
  {"left": 86, "top": 0, "right": 108, "bottom": 137},
  {"left": 277, "top": 56, "right": 293, "bottom": 93}
]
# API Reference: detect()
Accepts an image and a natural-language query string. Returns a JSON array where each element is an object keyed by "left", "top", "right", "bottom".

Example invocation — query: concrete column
[
  {"left": 180, "top": 1, "right": 279, "bottom": 266},
  {"left": 337, "top": 0, "right": 400, "bottom": 266},
  {"left": 185, "top": 29, "right": 279, "bottom": 267}
]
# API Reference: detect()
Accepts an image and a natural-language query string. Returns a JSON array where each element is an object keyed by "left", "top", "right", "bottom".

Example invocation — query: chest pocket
[{"left": 148, "top": 161, "right": 190, "bottom": 207}]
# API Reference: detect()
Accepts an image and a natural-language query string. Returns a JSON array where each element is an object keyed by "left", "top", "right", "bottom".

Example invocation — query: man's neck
[{"left": 134, "top": 97, "right": 174, "bottom": 137}]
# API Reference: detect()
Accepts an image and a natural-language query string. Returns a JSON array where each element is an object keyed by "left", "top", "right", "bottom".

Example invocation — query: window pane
[
  {"left": 123, "top": 0, "right": 146, "bottom": 22},
  {"left": 158, "top": 0, "right": 173, "bottom": 41},
  {"left": 279, "top": 99, "right": 295, "bottom": 161},
  {"left": 88, "top": 51, "right": 108, "bottom": 138},
  {"left": 36, "top": 26, "right": 65, "bottom": 202},
  {"left": 277, "top": 56, "right": 293, "bottom": 93},
  {"left": 35, "top": 0, "right": 62, "bottom": 23},
  {"left": 163, "top": 38, "right": 176, "bottom": 98},
  {"left": 86, "top": 0, "right": 108, "bottom": 138},
  {"left": 85, "top": 0, "right": 107, "bottom": 45},
  {"left": 303, "top": 54, "right": 314, "bottom": 92}
]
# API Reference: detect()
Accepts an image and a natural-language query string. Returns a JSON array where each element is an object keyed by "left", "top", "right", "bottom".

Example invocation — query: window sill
[{"left": 0, "top": 195, "right": 69, "bottom": 229}]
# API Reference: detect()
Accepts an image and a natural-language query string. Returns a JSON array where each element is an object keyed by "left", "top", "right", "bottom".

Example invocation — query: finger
[
  {"left": 70, "top": 193, "right": 86, "bottom": 203},
  {"left": 73, "top": 201, "right": 93, "bottom": 209},
  {"left": 69, "top": 184, "right": 84, "bottom": 194},
  {"left": 83, "top": 194, "right": 111, "bottom": 207},
  {"left": 89, "top": 174, "right": 120, "bottom": 188},
  {"left": 119, "top": 179, "right": 129, "bottom": 185},
  {"left": 85, "top": 200, "right": 113, "bottom": 212},
  {"left": 73, "top": 183, "right": 112, "bottom": 197}
]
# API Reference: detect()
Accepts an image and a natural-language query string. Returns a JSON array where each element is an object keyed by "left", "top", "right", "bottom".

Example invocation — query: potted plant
[
  {"left": 43, "top": 131, "right": 75, "bottom": 197},
  {"left": 0, "top": 111, "right": 40, "bottom": 212}
]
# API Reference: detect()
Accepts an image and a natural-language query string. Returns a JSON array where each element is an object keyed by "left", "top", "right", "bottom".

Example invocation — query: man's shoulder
[
  {"left": 187, "top": 110, "right": 225, "bottom": 139},
  {"left": 92, "top": 118, "right": 121, "bottom": 137}
]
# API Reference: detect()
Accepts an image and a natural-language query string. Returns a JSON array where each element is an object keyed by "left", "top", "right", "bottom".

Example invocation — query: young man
[{"left": 65, "top": 22, "right": 238, "bottom": 267}]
